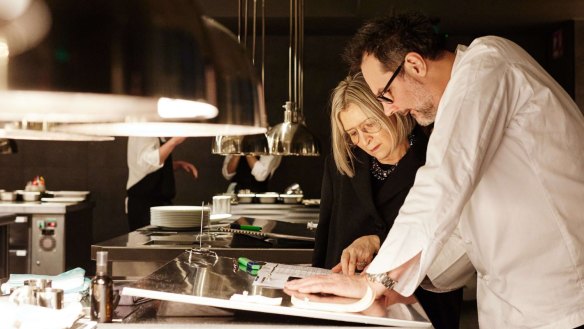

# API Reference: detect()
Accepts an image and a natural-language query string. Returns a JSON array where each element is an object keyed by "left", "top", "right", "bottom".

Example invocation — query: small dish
[
  {"left": 20, "top": 191, "right": 41, "bottom": 202},
  {"left": 256, "top": 193, "right": 278, "bottom": 204},
  {"left": 280, "top": 194, "right": 303, "bottom": 204},
  {"left": 0, "top": 191, "right": 16, "bottom": 201},
  {"left": 237, "top": 193, "right": 255, "bottom": 203}
]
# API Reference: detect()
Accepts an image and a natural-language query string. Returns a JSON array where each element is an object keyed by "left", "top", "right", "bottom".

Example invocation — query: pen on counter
[{"left": 230, "top": 223, "right": 262, "bottom": 231}]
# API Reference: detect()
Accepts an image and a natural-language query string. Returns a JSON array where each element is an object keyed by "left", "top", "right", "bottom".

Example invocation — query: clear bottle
[{"left": 90, "top": 251, "right": 113, "bottom": 322}]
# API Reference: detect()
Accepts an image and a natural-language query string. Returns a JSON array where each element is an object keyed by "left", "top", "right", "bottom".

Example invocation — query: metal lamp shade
[
  {"left": 211, "top": 133, "right": 269, "bottom": 155},
  {"left": 0, "top": 0, "right": 266, "bottom": 138},
  {"left": 267, "top": 121, "right": 320, "bottom": 156}
]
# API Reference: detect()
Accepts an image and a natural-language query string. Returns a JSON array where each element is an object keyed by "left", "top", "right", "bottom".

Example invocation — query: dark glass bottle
[{"left": 90, "top": 251, "right": 113, "bottom": 322}]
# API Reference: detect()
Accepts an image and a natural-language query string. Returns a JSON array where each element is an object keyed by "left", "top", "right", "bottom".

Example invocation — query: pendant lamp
[
  {"left": 0, "top": 0, "right": 267, "bottom": 138},
  {"left": 211, "top": 0, "right": 270, "bottom": 155},
  {"left": 265, "top": 0, "right": 320, "bottom": 156},
  {"left": 0, "top": 0, "right": 111, "bottom": 141}
]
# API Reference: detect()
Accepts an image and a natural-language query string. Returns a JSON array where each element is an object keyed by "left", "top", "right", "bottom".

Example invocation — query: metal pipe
[
  {"left": 237, "top": 0, "right": 241, "bottom": 43},
  {"left": 261, "top": 0, "right": 265, "bottom": 88},
  {"left": 251, "top": 0, "right": 257, "bottom": 66},
  {"left": 243, "top": 0, "right": 248, "bottom": 48},
  {"left": 288, "top": 0, "right": 292, "bottom": 102}
]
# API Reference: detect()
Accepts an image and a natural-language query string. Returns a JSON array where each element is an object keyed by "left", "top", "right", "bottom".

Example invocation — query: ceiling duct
[
  {"left": 266, "top": 0, "right": 320, "bottom": 156},
  {"left": 0, "top": 0, "right": 266, "bottom": 138}
]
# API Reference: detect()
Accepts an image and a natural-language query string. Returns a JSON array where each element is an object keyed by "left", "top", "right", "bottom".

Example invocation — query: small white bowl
[
  {"left": 0, "top": 191, "right": 16, "bottom": 201},
  {"left": 20, "top": 191, "right": 41, "bottom": 202},
  {"left": 237, "top": 193, "right": 255, "bottom": 203},
  {"left": 280, "top": 194, "right": 303, "bottom": 204},
  {"left": 256, "top": 193, "right": 278, "bottom": 204}
]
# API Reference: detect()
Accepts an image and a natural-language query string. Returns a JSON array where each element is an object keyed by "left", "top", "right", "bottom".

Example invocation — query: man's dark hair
[{"left": 343, "top": 12, "right": 447, "bottom": 73}]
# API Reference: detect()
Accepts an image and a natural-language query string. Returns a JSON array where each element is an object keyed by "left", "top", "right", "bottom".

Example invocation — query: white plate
[
  {"left": 47, "top": 191, "right": 90, "bottom": 198},
  {"left": 41, "top": 197, "right": 85, "bottom": 203},
  {"left": 151, "top": 206, "right": 210, "bottom": 212}
]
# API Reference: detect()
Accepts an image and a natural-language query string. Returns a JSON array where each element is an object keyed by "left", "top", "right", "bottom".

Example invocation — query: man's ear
[{"left": 404, "top": 52, "right": 427, "bottom": 78}]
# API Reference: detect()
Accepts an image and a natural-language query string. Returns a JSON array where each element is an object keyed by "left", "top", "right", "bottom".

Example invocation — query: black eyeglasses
[{"left": 376, "top": 61, "right": 404, "bottom": 104}]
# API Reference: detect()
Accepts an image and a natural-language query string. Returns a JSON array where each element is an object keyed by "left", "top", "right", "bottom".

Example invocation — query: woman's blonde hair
[{"left": 330, "top": 73, "right": 415, "bottom": 177}]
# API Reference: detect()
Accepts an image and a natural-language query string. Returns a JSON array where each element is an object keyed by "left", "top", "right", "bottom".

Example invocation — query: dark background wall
[{"left": 0, "top": 1, "right": 577, "bottom": 243}]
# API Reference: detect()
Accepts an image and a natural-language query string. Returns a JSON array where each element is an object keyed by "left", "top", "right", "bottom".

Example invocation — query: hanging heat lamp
[
  {"left": 212, "top": 0, "right": 270, "bottom": 155},
  {"left": 0, "top": 0, "right": 113, "bottom": 141},
  {"left": 265, "top": 0, "right": 320, "bottom": 156},
  {"left": 0, "top": 0, "right": 267, "bottom": 139}
]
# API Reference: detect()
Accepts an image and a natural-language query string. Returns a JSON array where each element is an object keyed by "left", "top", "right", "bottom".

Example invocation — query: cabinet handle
[
  {"left": 8, "top": 249, "right": 27, "bottom": 257},
  {"left": 15, "top": 216, "right": 28, "bottom": 223}
]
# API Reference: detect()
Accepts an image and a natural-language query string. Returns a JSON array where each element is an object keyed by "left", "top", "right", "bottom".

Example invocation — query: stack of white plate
[{"left": 150, "top": 206, "right": 210, "bottom": 229}]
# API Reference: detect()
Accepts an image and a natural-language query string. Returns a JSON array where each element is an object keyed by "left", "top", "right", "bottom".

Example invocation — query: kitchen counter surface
[{"left": 0, "top": 200, "right": 93, "bottom": 214}]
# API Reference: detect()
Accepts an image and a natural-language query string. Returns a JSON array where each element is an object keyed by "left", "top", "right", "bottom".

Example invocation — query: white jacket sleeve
[
  {"left": 251, "top": 155, "right": 282, "bottom": 181},
  {"left": 422, "top": 226, "right": 475, "bottom": 292},
  {"left": 126, "top": 137, "right": 163, "bottom": 189},
  {"left": 222, "top": 155, "right": 236, "bottom": 180}
]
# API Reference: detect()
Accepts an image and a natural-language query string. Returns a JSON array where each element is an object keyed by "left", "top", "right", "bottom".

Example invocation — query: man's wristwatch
[{"left": 366, "top": 272, "right": 397, "bottom": 290}]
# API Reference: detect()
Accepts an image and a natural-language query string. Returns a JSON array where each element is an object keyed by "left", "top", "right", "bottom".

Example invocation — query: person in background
[
  {"left": 286, "top": 12, "right": 584, "bottom": 328},
  {"left": 222, "top": 155, "right": 281, "bottom": 193},
  {"left": 313, "top": 73, "right": 462, "bottom": 329},
  {"left": 126, "top": 136, "right": 198, "bottom": 231}
]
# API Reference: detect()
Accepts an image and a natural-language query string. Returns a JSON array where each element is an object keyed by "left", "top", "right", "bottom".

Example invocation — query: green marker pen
[
  {"left": 230, "top": 223, "right": 262, "bottom": 231},
  {"left": 237, "top": 257, "right": 265, "bottom": 271}
]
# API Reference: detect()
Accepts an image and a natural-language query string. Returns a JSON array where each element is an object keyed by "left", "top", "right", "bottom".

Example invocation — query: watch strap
[{"left": 367, "top": 272, "right": 397, "bottom": 290}]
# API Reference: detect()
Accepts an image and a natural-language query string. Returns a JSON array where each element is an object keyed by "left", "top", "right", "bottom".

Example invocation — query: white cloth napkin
[
  {"left": 1, "top": 267, "right": 88, "bottom": 295},
  {"left": 0, "top": 298, "right": 83, "bottom": 329}
]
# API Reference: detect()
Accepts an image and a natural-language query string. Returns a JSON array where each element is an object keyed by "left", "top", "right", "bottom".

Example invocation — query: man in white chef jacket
[{"left": 285, "top": 12, "right": 584, "bottom": 328}]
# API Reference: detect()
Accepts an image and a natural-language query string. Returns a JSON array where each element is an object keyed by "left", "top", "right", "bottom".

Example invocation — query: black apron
[
  {"left": 232, "top": 157, "right": 269, "bottom": 193},
  {"left": 127, "top": 139, "right": 175, "bottom": 231}
]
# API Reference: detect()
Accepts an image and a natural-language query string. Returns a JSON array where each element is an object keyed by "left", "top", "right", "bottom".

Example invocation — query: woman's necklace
[
  {"left": 370, "top": 158, "right": 397, "bottom": 180},
  {"left": 370, "top": 133, "right": 416, "bottom": 181}
]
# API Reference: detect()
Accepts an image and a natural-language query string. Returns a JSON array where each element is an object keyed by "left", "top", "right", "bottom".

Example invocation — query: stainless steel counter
[
  {"left": 0, "top": 200, "right": 94, "bottom": 275},
  {"left": 92, "top": 203, "right": 320, "bottom": 278},
  {"left": 114, "top": 252, "right": 430, "bottom": 328}
]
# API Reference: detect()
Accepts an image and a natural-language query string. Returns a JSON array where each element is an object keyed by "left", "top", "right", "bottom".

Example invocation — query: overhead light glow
[{"left": 157, "top": 97, "right": 218, "bottom": 119}]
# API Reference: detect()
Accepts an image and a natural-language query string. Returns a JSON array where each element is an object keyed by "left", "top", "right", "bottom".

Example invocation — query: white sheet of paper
[{"left": 253, "top": 263, "right": 331, "bottom": 289}]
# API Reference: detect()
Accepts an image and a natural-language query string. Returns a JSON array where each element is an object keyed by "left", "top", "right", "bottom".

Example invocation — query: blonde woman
[{"left": 312, "top": 73, "right": 462, "bottom": 329}]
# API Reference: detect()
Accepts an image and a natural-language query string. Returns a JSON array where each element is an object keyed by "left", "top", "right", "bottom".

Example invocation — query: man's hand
[
  {"left": 284, "top": 273, "right": 374, "bottom": 299},
  {"left": 332, "top": 235, "right": 380, "bottom": 275},
  {"left": 173, "top": 160, "right": 198, "bottom": 179}
]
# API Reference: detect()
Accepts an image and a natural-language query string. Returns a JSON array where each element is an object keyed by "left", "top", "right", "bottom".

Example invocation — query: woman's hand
[{"left": 332, "top": 235, "right": 380, "bottom": 275}]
